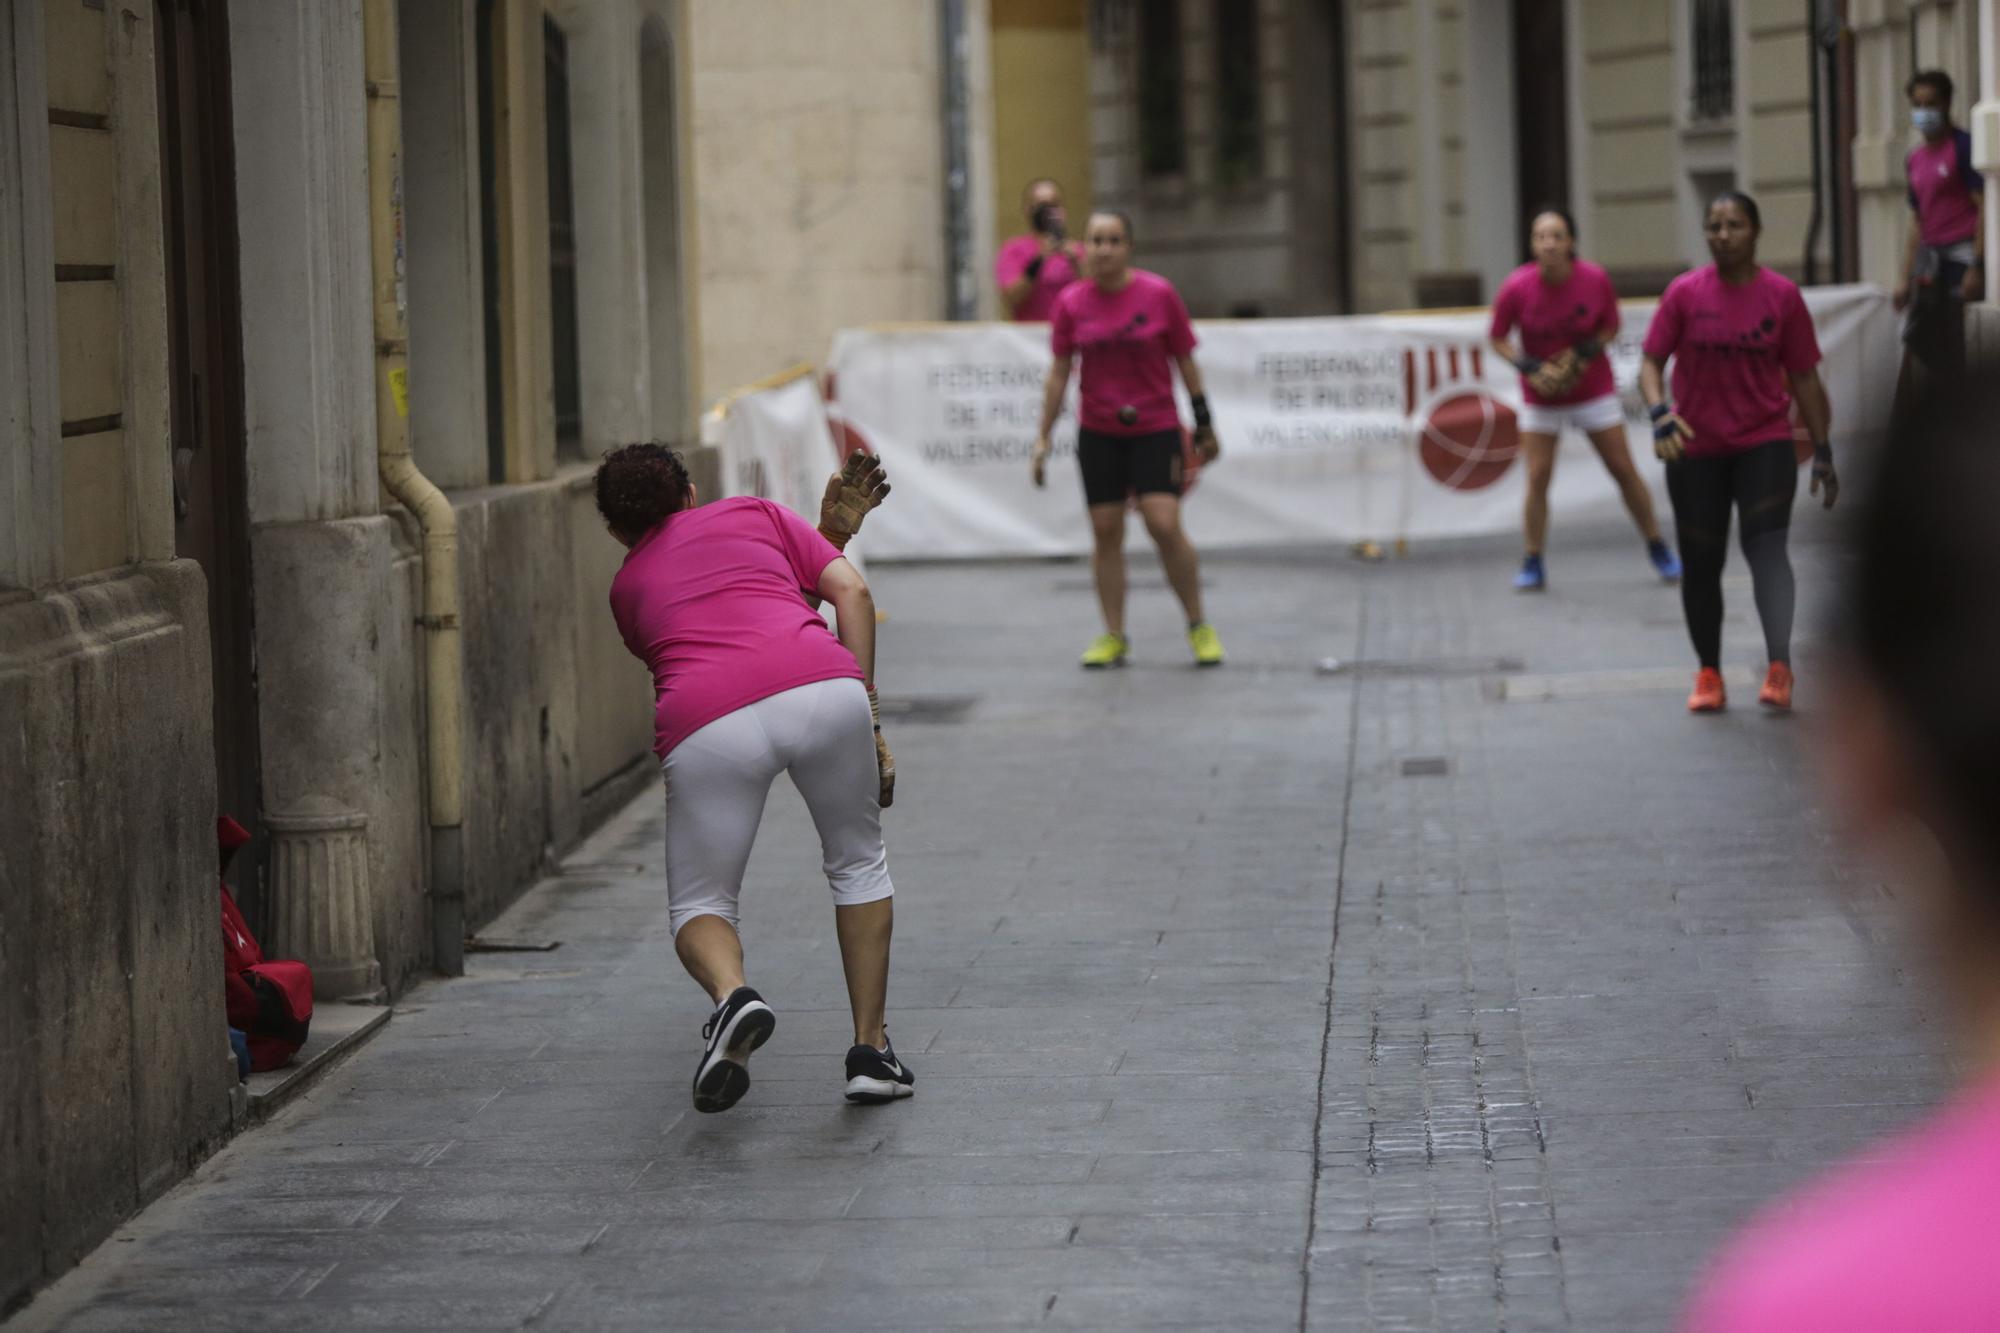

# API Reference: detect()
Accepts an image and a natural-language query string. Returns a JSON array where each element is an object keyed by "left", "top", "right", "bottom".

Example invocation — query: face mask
[{"left": 1913, "top": 107, "right": 1944, "bottom": 135}]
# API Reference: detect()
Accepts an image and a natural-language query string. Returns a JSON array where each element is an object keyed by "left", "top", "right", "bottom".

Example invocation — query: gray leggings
[
  {"left": 1664, "top": 439, "right": 1797, "bottom": 670},
  {"left": 660, "top": 678, "right": 892, "bottom": 935}
]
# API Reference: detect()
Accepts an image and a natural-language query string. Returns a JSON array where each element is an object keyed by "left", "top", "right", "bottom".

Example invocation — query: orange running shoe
[
  {"left": 1687, "top": 667, "right": 1727, "bottom": 713},
  {"left": 1759, "top": 661, "right": 1793, "bottom": 711}
]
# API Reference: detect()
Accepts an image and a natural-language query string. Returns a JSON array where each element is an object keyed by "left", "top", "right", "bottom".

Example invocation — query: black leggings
[{"left": 1664, "top": 440, "right": 1797, "bottom": 670}]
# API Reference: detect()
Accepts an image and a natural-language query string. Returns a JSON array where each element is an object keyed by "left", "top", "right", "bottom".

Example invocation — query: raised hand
[{"left": 819, "top": 452, "right": 890, "bottom": 551}]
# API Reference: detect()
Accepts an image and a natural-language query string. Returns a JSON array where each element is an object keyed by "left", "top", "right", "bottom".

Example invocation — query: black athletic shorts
[{"left": 1077, "top": 427, "right": 1184, "bottom": 506}]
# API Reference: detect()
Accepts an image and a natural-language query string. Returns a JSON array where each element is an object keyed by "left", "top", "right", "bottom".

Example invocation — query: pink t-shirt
[
  {"left": 1050, "top": 269, "right": 1198, "bottom": 436},
  {"left": 1642, "top": 265, "right": 1821, "bottom": 458},
  {"left": 1682, "top": 1070, "right": 2000, "bottom": 1332},
  {"left": 1488, "top": 260, "right": 1621, "bottom": 405},
  {"left": 995, "top": 234, "right": 1082, "bottom": 322},
  {"left": 1907, "top": 131, "right": 1983, "bottom": 249},
  {"left": 609, "top": 497, "right": 862, "bottom": 759}
]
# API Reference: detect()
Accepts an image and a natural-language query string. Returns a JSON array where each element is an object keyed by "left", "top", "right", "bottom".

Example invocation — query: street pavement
[{"left": 15, "top": 521, "right": 1959, "bottom": 1331}]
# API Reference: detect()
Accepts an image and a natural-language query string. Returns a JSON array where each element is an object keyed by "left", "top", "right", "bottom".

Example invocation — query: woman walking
[
  {"left": 1030, "top": 210, "right": 1223, "bottom": 668},
  {"left": 1640, "top": 192, "right": 1838, "bottom": 714},
  {"left": 599, "top": 447, "right": 912, "bottom": 1111},
  {"left": 1489, "top": 208, "right": 1680, "bottom": 590}
]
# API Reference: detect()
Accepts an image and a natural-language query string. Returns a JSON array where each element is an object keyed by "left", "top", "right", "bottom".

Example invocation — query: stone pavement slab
[{"left": 13, "top": 525, "right": 1954, "bottom": 1331}]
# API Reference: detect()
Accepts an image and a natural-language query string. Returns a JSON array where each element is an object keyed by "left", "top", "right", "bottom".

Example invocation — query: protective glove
[
  {"left": 818, "top": 452, "right": 890, "bottom": 551},
  {"left": 1809, "top": 444, "right": 1839, "bottom": 511},
  {"left": 1528, "top": 348, "right": 1584, "bottom": 398},
  {"left": 1649, "top": 403, "right": 1694, "bottom": 462},
  {"left": 1192, "top": 424, "right": 1220, "bottom": 464},
  {"left": 867, "top": 686, "right": 895, "bottom": 809},
  {"left": 1189, "top": 394, "right": 1220, "bottom": 464}
]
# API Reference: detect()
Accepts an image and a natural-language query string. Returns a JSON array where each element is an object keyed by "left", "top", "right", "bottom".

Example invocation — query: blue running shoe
[
  {"left": 1647, "top": 539, "right": 1682, "bottom": 583},
  {"left": 1512, "top": 554, "right": 1546, "bottom": 592}
]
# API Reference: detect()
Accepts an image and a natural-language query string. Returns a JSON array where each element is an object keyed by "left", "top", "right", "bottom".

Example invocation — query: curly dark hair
[{"left": 594, "top": 443, "right": 693, "bottom": 539}]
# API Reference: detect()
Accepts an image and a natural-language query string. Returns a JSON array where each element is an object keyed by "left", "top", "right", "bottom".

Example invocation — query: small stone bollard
[{"left": 264, "top": 796, "right": 381, "bottom": 1001}]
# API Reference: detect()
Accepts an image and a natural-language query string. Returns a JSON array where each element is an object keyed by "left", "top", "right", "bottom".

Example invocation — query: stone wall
[
  {"left": 685, "top": 0, "right": 947, "bottom": 402},
  {"left": 0, "top": 564, "right": 232, "bottom": 1315},
  {"left": 452, "top": 474, "right": 655, "bottom": 933}
]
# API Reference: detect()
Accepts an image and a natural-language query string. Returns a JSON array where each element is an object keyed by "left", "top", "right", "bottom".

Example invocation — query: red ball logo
[{"left": 1418, "top": 390, "right": 1519, "bottom": 491}]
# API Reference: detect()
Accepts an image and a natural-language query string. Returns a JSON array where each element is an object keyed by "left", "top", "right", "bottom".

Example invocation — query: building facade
[
  {"left": 993, "top": 0, "right": 1994, "bottom": 314},
  {"left": 2, "top": 0, "right": 948, "bottom": 1312}
]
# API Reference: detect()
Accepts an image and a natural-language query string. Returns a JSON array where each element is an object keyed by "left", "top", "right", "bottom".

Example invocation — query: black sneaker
[
  {"left": 692, "top": 986, "right": 775, "bottom": 1114},
  {"left": 843, "top": 1032, "right": 915, "bottom": 1104}
]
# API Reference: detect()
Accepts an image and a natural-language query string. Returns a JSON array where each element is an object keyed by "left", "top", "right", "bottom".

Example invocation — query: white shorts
[
  {"left": 660, "top": 677, "right": 892, "bottom": 935},
  {"left": 1517, "top": 392, "right": 1625, "bottom": 437}
]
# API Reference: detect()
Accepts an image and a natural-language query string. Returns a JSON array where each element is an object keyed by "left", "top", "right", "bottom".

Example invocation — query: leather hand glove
[
  {"left": 818, "top": 452, "right": 890, "bottom": 550},
  {"left": 867, "top": 686, "right": 895, "bottom": 809},
  {"left": 1649, "top": 403, "right": 1694, "bottom": 462}
]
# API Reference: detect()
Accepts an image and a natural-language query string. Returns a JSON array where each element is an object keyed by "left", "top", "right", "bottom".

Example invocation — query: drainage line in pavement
[{"left": 1297, "top": 583, "right": 1371, "bottom": 1331}]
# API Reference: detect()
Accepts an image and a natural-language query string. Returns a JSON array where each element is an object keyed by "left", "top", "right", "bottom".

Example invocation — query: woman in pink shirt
[
  {"left": 1683, "top": 377, "right": 2000, "bottom": 1332},
  {"left": 995, "top": 177, "right": 1084, "bottom": 322},
  {"left": 1640, "top": 191, "right": 1839, "bottom": 715},
  {"left": 598, "top": 446, "right": 914, "bottom": 1112},
  {"left": 1028, "top": 211, "right": 1225, "bottom": 669},
  {"left": 1488, "top": 208, "right": 1679, "bottom": 591}
]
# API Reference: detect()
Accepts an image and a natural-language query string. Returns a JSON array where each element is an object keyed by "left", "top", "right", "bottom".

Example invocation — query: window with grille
[
  {"left": 1137, "top": 0, "right": 1186, "bottom": 178},
  {"left": 1691, "top": 0, "right": 1734, "bottom": 121},
  {"left": 1213, "top": 0, "right": 1262, "bottom": 187}
]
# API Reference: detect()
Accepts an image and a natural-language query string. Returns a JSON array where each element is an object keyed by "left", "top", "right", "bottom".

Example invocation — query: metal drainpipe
[{"left": 364, "top": 0, "right": 468, "bottom": 976}]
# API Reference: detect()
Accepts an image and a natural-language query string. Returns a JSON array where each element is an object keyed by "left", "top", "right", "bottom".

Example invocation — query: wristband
[
  {"left": 1190, "top": 394, "right": 1212, "bottom": 431},
  {"left": 1812, "top": 440, "right": 1834, "bottom": 464},
  {"left": 1648, "top": 403, "right": 1670, "bottom": 421},
  {"left": 1024, "top": 255, "right": 1045, "bottom": 281},
  {"left": 1574, "top": 337, "right": 1603, "bottom": 360},
  {"left": 1512, "top": 355, "right": 1543, "bottom": 375},
  {"left": 866, "top": 685, "right": 881, "bottom": 733}
]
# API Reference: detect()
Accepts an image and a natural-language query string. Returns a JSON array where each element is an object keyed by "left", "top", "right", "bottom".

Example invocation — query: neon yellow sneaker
[
  {"left": 1187, "top": 621, "right": 1225, "bottom": 667},
  {"left": 1079, "top": 632, "right": 1129, "bottom": 669}
]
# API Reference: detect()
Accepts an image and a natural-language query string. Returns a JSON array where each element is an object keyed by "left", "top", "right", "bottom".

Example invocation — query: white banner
[
  {"left": 823, "top": 285, "right": 1898, "bottom": 560},
  {"left": 702, "top": 363, "right": 867, "bottom": 585}
]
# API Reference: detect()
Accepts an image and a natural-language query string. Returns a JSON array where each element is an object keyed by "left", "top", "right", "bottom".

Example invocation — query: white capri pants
[{"left": 661, "top": 677, "right": 893, "bottom": 935}]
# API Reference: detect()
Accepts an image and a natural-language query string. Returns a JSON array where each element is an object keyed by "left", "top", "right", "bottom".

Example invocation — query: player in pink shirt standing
[
  {"left": 1029, "top": 210, "right": 1224, "bottom": 669},
  {"left": 1641, "top": 191, "right": 1838, "bottom": 715},
  {"left": 598, "top": 446, "right": 915, "bottom": 1113},
  {"left": 995, "top": 178, "right": 1084, "bottom": 322},
  {"left": 1682, "top": 377, "right": 2000, "bottom": 1333},
  {"left": 1488, "top": 207, "right": 1680, "bottom": 591},
  {"left": 1891, "top": 69, "right": 1985, "bottom": 373}
]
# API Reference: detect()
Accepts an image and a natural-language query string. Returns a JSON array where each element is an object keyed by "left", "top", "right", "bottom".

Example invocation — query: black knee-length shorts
[{"left": 1076, "top": 427, "right": 1184, "bottom": 506}]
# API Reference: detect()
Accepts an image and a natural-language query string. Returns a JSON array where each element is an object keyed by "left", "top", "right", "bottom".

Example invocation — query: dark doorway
[
  {"left": 476, "top": 0, "right": 506, "bottom": 482},
  {"left": 1286, "top": 0, "right": 1351, "bottom": 313},
  {"left": 156, "top": 0, "right": 262, "bottom": 923},
  {"left": 1512, "top": 0, "right": 1569, "bottom": 257},
  {"left": 544, "top": 15, "right": 582, "bottom": 457}
]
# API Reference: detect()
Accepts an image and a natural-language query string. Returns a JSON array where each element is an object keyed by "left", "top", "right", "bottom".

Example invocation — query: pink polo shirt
[
  {"left": 995, "top": 234, "right": 1082, "bottom": 322},
  {"left": 1642, "top": 265, "right": 1821, "bottom": 458},
  {"left": 1488, "top": 260, "right": 1621, "bottom": 405},
  {"left": 1682, "top": 1069, "right": 2000, "bottom": 1332},
  {"left": 1050, "top": 269, "right": 1198, "bottom": 436},
  {"left": 609, "top": 497, "right": 862, "bottom": 759}
]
